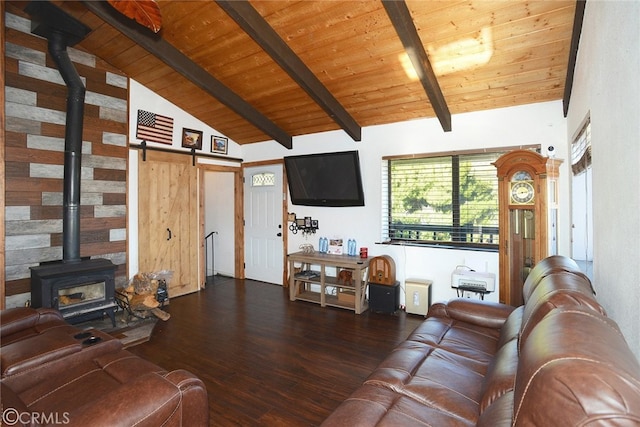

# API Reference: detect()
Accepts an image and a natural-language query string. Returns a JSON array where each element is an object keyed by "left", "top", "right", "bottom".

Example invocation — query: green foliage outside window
[{"left": 387, "top": 152, "right": 502, "bottom": 248}]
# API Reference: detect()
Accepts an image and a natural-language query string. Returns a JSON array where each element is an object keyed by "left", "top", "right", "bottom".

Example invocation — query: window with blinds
[
  {"left": 383, "top": 151, "right": 505, "bottom": 249},
  {"left": 571, "top": 119, "right": 591, "bottom": 175}
]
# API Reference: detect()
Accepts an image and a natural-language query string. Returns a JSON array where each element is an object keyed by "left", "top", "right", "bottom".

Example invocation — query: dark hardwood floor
[{"left": 127, "top": 276, "right": 423, "bottom": 426}]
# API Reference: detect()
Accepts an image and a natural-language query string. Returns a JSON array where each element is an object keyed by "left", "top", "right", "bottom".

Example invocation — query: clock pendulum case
[{"left": 493, "top": 150, "right": 562, "bottom": 306}]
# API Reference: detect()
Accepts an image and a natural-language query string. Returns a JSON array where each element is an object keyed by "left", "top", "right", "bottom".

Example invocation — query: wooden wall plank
[
  {"left": 1, "top": 0, "right": 6, "bottom": 308},
  {"left": 4, "top": 4, "right": 129, "bottom": 301}
]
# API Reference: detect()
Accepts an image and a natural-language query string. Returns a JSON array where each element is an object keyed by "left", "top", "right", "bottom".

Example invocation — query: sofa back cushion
[
  {"left": 522, "top": 255, "right": 593, "bottom": 303},
  {"left": 479, "top": 339, "right": 518, "bottom": 413},
  {"left": 0, "top": 307, "right": 69, "bottom": 346},
  {"left": 519, "top": 272, "right": 605, "bottom": 354},
  {"left": 496, "top": 306, "right": 523, "bottom": 349},
  {"left": 513, "top": 308, "right": 640, "bottom": 425}
]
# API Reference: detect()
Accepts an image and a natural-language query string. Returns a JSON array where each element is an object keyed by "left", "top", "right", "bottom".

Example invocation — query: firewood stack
[{"left": 118, "top": 272, "right": 170, "bottom": 321}]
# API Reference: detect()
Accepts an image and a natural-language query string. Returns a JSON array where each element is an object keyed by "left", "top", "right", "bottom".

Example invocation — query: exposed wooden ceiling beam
[
  {"left": 216, "top": 0, "right": 362, "bottom": 142},
  {"left": 382, "top": 0, "right": 451, "bottom": 132},
  {"left": 563, "top": 0, "right": 586, "bottom": 117},
  {"left": 82, "top": 0, "right": 293, "bottom": 149}
]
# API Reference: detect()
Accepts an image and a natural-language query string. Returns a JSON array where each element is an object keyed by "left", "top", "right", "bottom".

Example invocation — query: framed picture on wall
[
  {"left": 212, "top": 136, "right": 228, "bottom": 154},
  {"left": 182, "top": 128, "right": 203, "bottom": 149}
]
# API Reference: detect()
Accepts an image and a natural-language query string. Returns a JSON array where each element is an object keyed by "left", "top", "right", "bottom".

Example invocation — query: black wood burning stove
[
  {"left": 26, "top": 2, "right": 118, "bottom": 326},
  {"left": 31, "top": 259, "right": 117, "bottom": 326}
]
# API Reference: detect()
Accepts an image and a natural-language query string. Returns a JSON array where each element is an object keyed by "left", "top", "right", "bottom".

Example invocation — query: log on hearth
[{"left": 116, "top": 272, "right": 171, "bottom": 321}]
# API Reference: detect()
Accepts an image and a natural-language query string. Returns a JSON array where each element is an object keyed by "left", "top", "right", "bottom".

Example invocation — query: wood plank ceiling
[{"left": 13, "top": 0, "right": 577, "bottom": 148}]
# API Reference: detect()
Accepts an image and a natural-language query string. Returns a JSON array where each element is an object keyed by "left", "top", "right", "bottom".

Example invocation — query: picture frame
[
  {"left": 182, "top": 128, "right": 203, "bottom": 149},
  {"left": 328, "top": 238, "right": 343, "bottom": 255},
  {"left": 211, "top": 135, "right": 228, "bottom": 154}
]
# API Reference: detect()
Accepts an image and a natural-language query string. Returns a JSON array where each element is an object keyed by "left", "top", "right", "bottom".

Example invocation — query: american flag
[{"left": 136, "top": 110, "right": 174, "bottom": 144}]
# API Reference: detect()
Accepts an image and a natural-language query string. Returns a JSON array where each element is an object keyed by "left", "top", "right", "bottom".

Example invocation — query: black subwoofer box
[{"left": 369, "top": 281, "right": 400, "bottom": 314}]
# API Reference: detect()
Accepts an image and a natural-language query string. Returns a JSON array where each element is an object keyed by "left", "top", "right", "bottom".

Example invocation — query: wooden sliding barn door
[{"left": 138, "top": 151, "right": 199, "bottom": 297}]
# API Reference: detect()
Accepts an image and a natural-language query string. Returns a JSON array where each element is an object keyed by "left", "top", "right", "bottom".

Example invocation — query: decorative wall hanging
[
  {"left": 182, "top": 128, "right": 203, "bottom": 149},
  {"left": 211, "top": 136, "right": 228, "bottom": 154},
  {"left": 136, "top": 110, "right": 174, "bottom": 145},
  {"left": 288, "top": 214, "right": 319, "bottom": 236}
]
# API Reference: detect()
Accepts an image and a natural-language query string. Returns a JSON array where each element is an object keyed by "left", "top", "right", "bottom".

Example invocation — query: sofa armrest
[
  {"left": 163, "top": 369, "right": 210, "bottom": 425},
  {"left": 429, "top": 298, "right": 515, "bottom": 329},
  {"left": 62, "top": 371, "right": 209, "bottom": 427}
]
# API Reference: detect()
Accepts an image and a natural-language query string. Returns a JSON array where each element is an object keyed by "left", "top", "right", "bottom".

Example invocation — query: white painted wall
[
  {"left": 566, "top": 0, "right": 640, "bottom": 359},
  {"left": 243, "top": 101, "right": 569, "bottom": 305},
  {"left": 127, "top": 80, "right": 241, "bottom": 277}
]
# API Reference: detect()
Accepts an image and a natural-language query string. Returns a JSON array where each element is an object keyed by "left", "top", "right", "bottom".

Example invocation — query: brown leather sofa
[
  {"left": 322, "top": 255, "right": 640, "bottom": 426},
  {"left": 1, "top": 306, "right": 208, "bottom": 426}
]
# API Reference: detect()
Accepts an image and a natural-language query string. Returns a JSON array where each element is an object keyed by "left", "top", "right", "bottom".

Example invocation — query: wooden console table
[{"left": 288, "top": 251, "right": 370, "bottom": 314}]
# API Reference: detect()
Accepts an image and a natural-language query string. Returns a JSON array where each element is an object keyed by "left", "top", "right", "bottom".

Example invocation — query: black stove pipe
[
  {"left": 25, "top": 1, "right": 92, "bottom": 264},
  {"left": 48, "top": 31, "right": 85, "bottom": 263}
]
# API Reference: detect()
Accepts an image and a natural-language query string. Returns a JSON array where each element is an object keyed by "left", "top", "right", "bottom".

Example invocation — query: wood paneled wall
[
  {"left": 3, "top": 5, "right": 129, "bottom": 306},
  {"left": 1, "top": 2, "right": 6, "bottom": 309}
]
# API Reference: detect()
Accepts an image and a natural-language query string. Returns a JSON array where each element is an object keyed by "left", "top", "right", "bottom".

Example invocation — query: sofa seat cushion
[
  {"left": 365, "top": 341, "right": 488, "bottom": 424},
  {"left": 407, "top": 309, "right": 504, "bottom": 364},
  {"left": 321, "top": 383, "right": 476, "bottom": 427}
]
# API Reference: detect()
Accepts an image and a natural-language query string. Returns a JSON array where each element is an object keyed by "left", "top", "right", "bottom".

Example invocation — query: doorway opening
[
  {"left": 200, "top": 165, "right": 244, "bottom": 285},
  {"left": 571, "top": 119, "right": 593, "bottom": 279}
]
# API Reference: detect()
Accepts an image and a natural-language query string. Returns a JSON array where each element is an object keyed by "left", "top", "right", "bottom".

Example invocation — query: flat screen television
[{"left": 284, "top": 150, "right": 365, "bottom": 207}]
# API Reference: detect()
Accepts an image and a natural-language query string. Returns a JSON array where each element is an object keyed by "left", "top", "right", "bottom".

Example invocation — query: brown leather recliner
[{"left": 1, "top": 307, "right": 209, "bottom": 426}]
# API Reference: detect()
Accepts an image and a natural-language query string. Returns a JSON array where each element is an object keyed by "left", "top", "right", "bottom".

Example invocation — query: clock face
[{"left": 510, "top": 181, "right": 535, "bottom": 205}]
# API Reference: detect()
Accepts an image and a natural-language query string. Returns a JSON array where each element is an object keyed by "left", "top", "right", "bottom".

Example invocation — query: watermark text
[{"left": 2, "top": 408, "right": 70, "bottom": 425}]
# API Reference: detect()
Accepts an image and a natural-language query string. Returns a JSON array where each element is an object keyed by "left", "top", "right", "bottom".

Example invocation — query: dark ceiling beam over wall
[
  {"left": 563, "top": 0, "right": 586, "bottom": 117},
  {"left": 216, "top": 0, "right": 362, "bottom": 142},
  {"left": 82, "top": 1, "right": 293, "bottom": 149},
  {"left": 382, "top": 0, "right": 451, "bottom": 132}
]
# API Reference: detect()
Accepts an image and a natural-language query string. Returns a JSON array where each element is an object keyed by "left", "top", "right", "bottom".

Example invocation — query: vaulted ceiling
[{"left": 13, "top": 0, "right": 578, "bottom": 148}]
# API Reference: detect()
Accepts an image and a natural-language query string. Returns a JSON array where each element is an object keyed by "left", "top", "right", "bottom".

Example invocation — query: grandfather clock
[{"left": 494, "top": 150, "right": 562, "bottom": 306}]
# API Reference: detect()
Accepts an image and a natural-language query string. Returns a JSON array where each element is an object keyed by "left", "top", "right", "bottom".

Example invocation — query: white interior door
[{"left": 244, "top": 164, "right": 285, "bottom": 285}]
